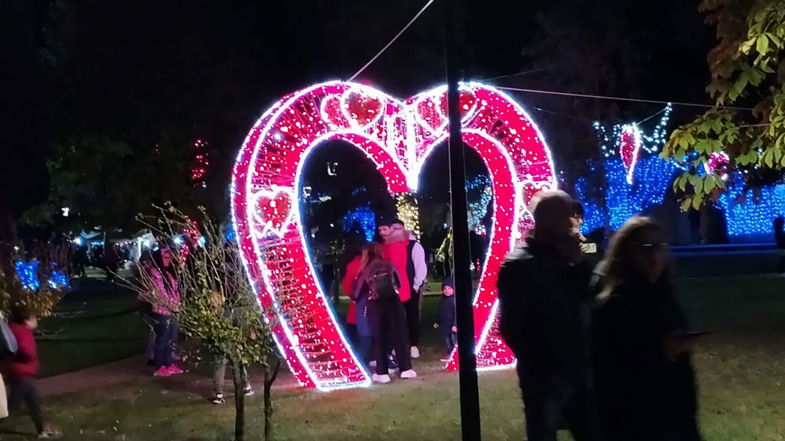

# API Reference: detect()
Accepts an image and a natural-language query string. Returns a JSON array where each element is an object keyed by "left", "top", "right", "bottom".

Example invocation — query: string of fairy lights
[
  {"left": 231, "top": 81, "right": 557, "bottom": 389},
  {"left": 14, "top": 261, "right": 70, "bottom": 291},
  {"left": 579, "top": 103, "right": 785, "bottom": 238}
]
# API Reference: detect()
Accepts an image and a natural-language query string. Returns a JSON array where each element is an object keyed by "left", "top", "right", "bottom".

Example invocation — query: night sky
[{"left": 3, "top": 0, "right": 715, "bottom": 231}]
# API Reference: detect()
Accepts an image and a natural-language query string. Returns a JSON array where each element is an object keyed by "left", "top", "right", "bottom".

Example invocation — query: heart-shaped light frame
[{"left": 231, "top": 81, "right": 556, "bottom": 390}]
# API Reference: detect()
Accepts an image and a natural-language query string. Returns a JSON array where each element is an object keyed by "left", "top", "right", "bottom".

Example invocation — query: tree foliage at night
[
  {"left": 664, "top": 0, "right": 785, "bottom": 209},
  {"left": 130, "top": 205, "right": 280, "bottom": 441}
]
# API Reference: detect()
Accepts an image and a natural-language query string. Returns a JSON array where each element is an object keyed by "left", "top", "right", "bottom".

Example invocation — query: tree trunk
[
  {"left": 263, "top": 357, "right": 281, "bottom": 441},
  {"left": 0, "top": 191, "right": 17, "bottom": 278},
  {"left": 232, "top": 359, "right": 246, "bottom": 441}
]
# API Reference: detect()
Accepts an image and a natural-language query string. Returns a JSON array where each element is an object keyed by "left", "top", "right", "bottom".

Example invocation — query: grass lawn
[
  {"left": 36, "top": 279, "right": 147, "bottom": 377},
  {"left": 2, "top": 274, "right": 784, "bottom": 440}
]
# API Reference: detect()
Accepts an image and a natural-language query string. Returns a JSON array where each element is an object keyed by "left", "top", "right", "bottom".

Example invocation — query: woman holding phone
[{"left": 593, "top": 216, "right": 702, "bottom": 441}]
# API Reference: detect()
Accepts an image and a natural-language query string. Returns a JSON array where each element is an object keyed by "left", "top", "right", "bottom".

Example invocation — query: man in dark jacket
[{"left": 498, "top": 190, "right": 602, "bottom": 441}]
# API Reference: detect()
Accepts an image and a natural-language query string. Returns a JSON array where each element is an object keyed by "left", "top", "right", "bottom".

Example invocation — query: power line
[
  {"left": 636, "top": 105, "right": 670, "bottom": 124},
  {"left": 348, "top": 0, "right": 436, "bottom": 82},
  {"left": 496, "top": 85, "right": 754, "bottom": 111},
  {"left": 481, "top": 65, "right": 558, "bottom": 82}
]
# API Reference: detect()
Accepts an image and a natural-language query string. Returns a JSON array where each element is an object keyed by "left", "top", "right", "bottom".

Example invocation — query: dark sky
[{"left": 5, "top": 0, "right": 716, "bottom": 226}]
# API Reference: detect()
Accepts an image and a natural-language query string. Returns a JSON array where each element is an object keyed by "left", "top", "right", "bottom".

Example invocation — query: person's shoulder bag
[{"left": 0, "top": 314, "right": 18, "bottom": 360}]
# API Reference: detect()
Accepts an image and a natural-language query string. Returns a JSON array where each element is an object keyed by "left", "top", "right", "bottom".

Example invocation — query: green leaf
[
  {"left": 774, "top": 148, "right": 785, "bottom": 164},
  {"left": 762, "top": 149, "right": 775, "bottom": 168},
  {"left": 757, "top": 34, "right": 770, "bottom": 54},
  {"left": 704, "top": 176, "right": 717, "bottom": 193},
  {"left": 695, "top": 176, "right": 705, "bottom": 195},
  {"left": 730, "top": 75, "right": 749, "bottom": 101},
  {"left": 768, "top": 32, "right": 782, "bottom": 48},
  {"left": 692, "top": 195, "right": 703, "bottom": 210},
  {"left": 740, "top": 38, "right": 755, "bottom": 54},
  {"left": 694, "top": 139, "right": 709, "bottom": 154},
  {"left": 680, "top": 198, "right": 692, "bottom": 212},
  {"left": 674, "top": 174, "right": 688, "bottom": 192}
]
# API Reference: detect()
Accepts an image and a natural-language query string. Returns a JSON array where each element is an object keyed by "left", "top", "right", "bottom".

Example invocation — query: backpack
[
  {"left": 369, "top": 265, "right": 399, "bottom": 301},
  {"left": 0, "top": 316, "right": 18, "bottom": 360}
]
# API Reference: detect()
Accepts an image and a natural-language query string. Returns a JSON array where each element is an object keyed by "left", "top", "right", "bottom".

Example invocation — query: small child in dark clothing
[{"left": 438, "top": 276, "right": 457, "bottom": 361}]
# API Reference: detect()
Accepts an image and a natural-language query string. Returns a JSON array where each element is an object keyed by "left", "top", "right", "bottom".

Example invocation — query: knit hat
[{"left": 442, "top": 275, "right": 455, "bottom": 289}]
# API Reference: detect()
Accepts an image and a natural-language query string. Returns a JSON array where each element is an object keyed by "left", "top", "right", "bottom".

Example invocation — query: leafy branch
[{"left": 662, "top": 0, "right": 785, "bottom": 209}]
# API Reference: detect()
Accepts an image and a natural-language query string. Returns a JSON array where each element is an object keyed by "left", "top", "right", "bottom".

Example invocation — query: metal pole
[{"left": 445, "top": 0, "right": 482, "bottom": 440}]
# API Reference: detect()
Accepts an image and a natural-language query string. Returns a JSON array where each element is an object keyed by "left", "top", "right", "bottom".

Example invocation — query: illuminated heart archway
[{"left": 231, "top": 81, "right": 556, "bottom": 390}]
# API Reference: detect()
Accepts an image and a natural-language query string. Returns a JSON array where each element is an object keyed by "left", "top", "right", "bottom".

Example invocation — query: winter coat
[
  {"left": 438, "top": 294, "right": 456, "bottom": 337},
  {"left": 381, "top": 241, "right": 411, "bottom": 302},
  {"left": 593, "top": 276, "right": 700, "bottom": 441},
  {"left": 341, "top": 256, "right": 362, "bottom": 325},
  {"left": 497, "top": 238, "right": 595, "bottom": 380}
]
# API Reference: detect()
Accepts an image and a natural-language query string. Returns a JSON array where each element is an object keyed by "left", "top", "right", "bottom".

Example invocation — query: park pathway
[{"left": 37, "top": 355, "right": 300, "bottom": 398}]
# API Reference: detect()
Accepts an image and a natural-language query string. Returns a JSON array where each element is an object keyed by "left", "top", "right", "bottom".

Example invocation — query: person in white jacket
[{"left": 405, "top": 230, "right": 428, "bottom": 359}]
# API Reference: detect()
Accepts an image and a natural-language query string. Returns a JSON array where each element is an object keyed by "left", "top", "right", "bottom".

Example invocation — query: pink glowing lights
[
  {"left": 231, "top": 81, "right": 556, "bottom": 390},
  {"left": 619, "top": 124, "right": 642, "bottom": 185}
]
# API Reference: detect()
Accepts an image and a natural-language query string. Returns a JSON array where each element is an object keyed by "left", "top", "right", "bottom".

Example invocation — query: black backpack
[{"left": 369, "top": 265, "right": 399, "bottom": 301}]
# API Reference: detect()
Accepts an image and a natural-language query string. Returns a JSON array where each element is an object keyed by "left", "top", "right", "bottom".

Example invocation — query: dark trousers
[
  {"left": 403, "top": 288, "right": 421, "bottom": 346},
  {"left": 441, "top": 330, "right": 457, "bottom": 356},
  {"left": 369, "top": 299, "right": 412, "bottom": 375},
  {"left": 152, "top": 313, "right": 178, "bottom": 368},
  {"left": 357, "top": 336, "right": 373, "bottom": 363},
  {"left": 517, "top": 365, "right": 603, "bottom": 441},
  {"left": 7, "top": 377, "right": 45, "bottom": 432}
]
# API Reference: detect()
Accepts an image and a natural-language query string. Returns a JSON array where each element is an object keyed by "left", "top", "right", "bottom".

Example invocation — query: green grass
[
  {"left": 2, "top": 274, "right": 784, "bottom": 440},
  {"left": 36, "top": 281, "right": 147, "bottom": 377}
]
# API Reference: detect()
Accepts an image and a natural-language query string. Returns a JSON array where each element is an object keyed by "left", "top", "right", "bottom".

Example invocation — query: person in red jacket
[
  {"left": 1, "top": 306, "right": 60, "bottom": 438},
  {"left": 378, "top": 221, "right": 412, "bottom": 304}
]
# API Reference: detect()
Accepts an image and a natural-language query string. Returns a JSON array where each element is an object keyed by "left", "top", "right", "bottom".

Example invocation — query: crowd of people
[
  {"left": 5, "top": 189, "right": 760, "bottom": 440},
  {"left": 499, "top": 190, "right": 702, "bottom": 441}
]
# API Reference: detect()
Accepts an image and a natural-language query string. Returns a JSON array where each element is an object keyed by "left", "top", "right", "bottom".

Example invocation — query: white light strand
[{"left": 348, "top": 0, "right": 436, "bottom": 82}]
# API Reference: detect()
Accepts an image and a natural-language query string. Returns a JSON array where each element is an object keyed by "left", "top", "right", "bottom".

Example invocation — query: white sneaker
[
  {"left": 388, "top": 366, "right": 399, "bottom": 375},
  {"left": 372, "top": 374, "right": 391, "bottom": 384},
  {"left": 400, "top": 369, "right": 417, "bottom": 379},
  {"left": 410, "top": 346, "right": 420, "bottom": 359}
]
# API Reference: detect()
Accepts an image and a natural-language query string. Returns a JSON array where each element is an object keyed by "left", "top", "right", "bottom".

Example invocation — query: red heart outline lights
[{"left": 231, "top": 81, "right": 556, "bottom": 390}]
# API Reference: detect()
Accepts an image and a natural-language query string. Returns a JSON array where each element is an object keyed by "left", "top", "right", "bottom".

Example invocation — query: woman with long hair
[
  {"left": 353, "top": 242, "right": 416, "bottom": 383},
  {"left": 143, "top": 247, "right": 183, "bottom": 377},
  {"left": 593, "top": 217, "right": 701, "bottom": 441}
]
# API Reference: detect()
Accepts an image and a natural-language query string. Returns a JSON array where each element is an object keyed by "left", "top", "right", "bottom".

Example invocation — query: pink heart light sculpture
[{"left": 231, "top": 81, "right": 556, "bottom": 390}]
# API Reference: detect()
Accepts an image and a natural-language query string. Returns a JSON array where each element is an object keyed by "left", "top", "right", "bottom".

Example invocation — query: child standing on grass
[
  {"left": 0, "top": 307, "right": 61, "bottom": 438},
  {"left": 438, "top": 276, "right": 457, "bottom": 362}
]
